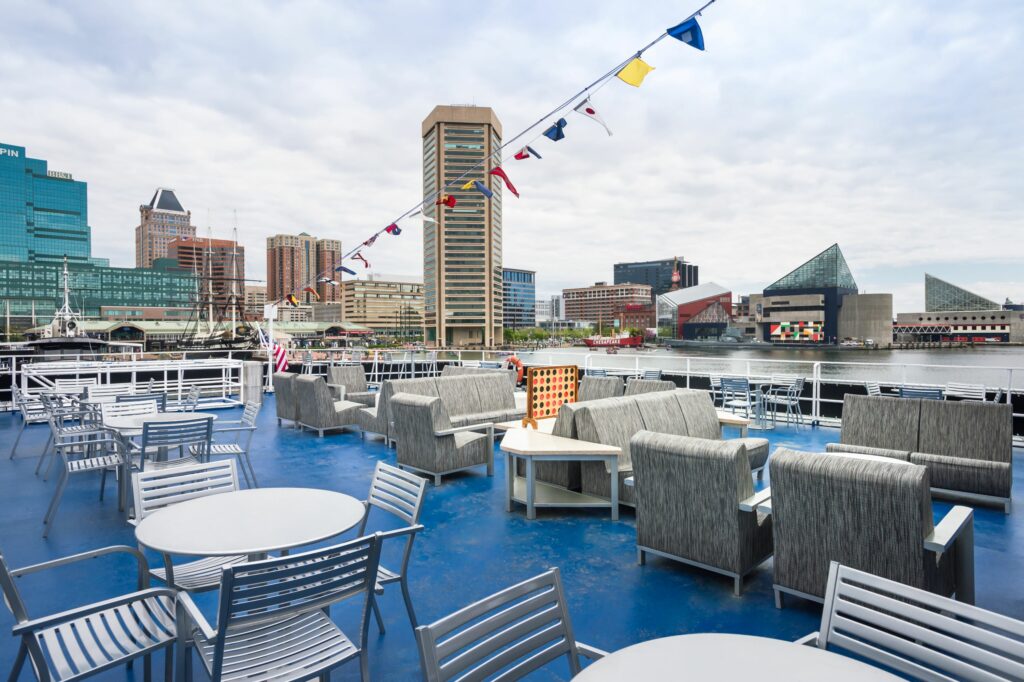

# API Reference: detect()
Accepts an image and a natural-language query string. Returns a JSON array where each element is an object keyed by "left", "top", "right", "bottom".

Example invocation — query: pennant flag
[
  {"left": 336, "top": 265, "right": 356, "bottom": 275},
  {"left": 667, "top": 17, "right": 704, "bottom": 50},
  {"left": 318, "top": 277, "right": 339, "bottom": 286},
  {"left": 286, "top": 293, "right": 299, "bottom": 307},
  {"left": 616, "top": 57, "right": 655, "bottom": 87},
  {"left": 363, "top": 234, "right": 377, "bottom": 247},
  {"left": 436, "top": 194, "right": 457, "bottom": 208},
  {"left": 353, "top": 252, "right": 370, "bottom": 268},
  {"left": 410, "top": 209, "right": 438, "bottom": 224},
  {"left": 489, "top": 166, "right": 519, "bottom": 198},
  {"left": 542, "top": 118, "right": 567, "bottom": 141},
  {"left": 385, "top": 224, "right": 402, "bottom": 235},
  {"left": 472, "top": 180, "right": 493, "bottom": 199},
  {"left": 573, "top": 97, "right": 613, "bottom": 136},
  {"left": 460, "top": 180, "right": 476, "bottom": 191},
  {"left": 513, "top": 145, "right": 542, "bottom": 160},
  {"left": 303, "top": 286, "right": 320, "bottom": 301}
]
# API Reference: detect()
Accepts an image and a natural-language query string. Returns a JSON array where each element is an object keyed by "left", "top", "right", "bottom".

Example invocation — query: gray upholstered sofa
[
  {"left": 631, "top": 431, "right": 773, "bottom": 595},
  {"left": 294, "top": 375, "right": 364, "bottom": 437},
  {"left": 326, "top": 365, "right": 375, "bottom": 407},
  {"left": 578, "top": 376, "right": 623, "bottom": 402},
  {"left": 827, "top": 394, "right": 1013, "bottom": 512},
  {"left": 440, "top": 364, "right": 517, "bottom": 388},
  {"left": 272, "top": 372, "right": 299, "bottom": 427},
  {"left": 389, "top": 393, "right": 494, "bottom": 485},
  {"left": 624, "top": 379, "right": 676, "bottom": 396},
  {"left": 768, "top": 448, "right": 975, "bottom": 607}
]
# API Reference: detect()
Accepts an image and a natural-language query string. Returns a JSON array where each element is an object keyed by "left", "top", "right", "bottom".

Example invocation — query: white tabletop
[
  {"left": 495, "top": 418, "right": 556, "bottom": 434},
  {"left": 500, "top": 429, "right": 620, "bottom": 457},
  {"left": 573, "top": 634, "right": 900, "bottom": 681},
  {"left": 104, "top": 411, "right": 217, "bottom": 432},
  {"left": 135, "top": 487, "right": 366, "bottom": 556}
]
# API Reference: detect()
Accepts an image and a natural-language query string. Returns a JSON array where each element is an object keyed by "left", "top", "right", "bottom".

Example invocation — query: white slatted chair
[
  {"left": 176, "top": 384, "right": 202, "bottom": 412},
  {"left": 800, "top": 562, "right": 1024, "bottom": 681},
  {"left": 42, "top": 431, "right": 128, "bottom": 537},
  {"left": 175, "top": 533, "right": 384, "bottom": 682},
  {"left": 132, "top": 460, "right": 246, "bottom": 592},
  {"left": 1, "top": 545, "right": 177, "bottom": 682},
  {"left": 54, "top": 377, "right": 98, "bottom": 395},
  {"left": 85, "top": 383, "right": 135, "bottom": 400},
  {"left": 865, "top": 381, "right": 882, "bottom": 397},
  {"left": 415, "top": 567, "right": 606, "bottom": 681},
  {"left": 709, "top": 375, "right": 724, "bottom": 407},
  {"left": 357, "top": 462, "right": 428, "bottom": 632},
  {"left": 191, "top": 402, "right": 260, "bottom": 487},
  {"left": 100, "top": 399, "right": 159, "bottom": 422},
  {"left": 8, "top": 387, "right": 49, "bottom": 460},
  {"left": 944, "top": 382, "right": 988, "bottom": 402},
  {"left": 641, "top": 368, "right": 663, "bottom": 380},
  {"left": 36, "top": 393, "right": 108, "bottom": 480}
]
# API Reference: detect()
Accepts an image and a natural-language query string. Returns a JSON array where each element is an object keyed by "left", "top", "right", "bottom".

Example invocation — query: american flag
[{"left": 258, "top": 326, "right": 289, "bottom": 372}]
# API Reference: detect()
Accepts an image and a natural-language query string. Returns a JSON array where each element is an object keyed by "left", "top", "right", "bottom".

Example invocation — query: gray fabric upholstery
[
  {"left": 632, "top": 431, "right": 772, "bottom": 582},
  {"left": 917, "top": 399, "right": 1013, "bottom": 464},
  {"left": 909, "top": 452, "right": 1010, "bottom": 497},
  {"left": 380, "top": 378, "right": 440, "bottom": 440},
  {"left": 516, "top": 402, "right": 587, "bottom": 491},
  {"left": 575, "top": 399, "right": 645, "bottom": 505},
  {"left": 770, "top": 448, "right": 955, "bottom": 601},
  {"left": 624, "top": 379, "right": 677, "bottom": 396},
  {"left": 633, "top": 392, "right": 689, "bottom": 436},
  {"left": 294, "top": 375, "right": 362, "bottom": 433},
  {"left": 327, "top": 365, "right": 374, "bottom": 407},
  {"left": 733, "top": 438, "right": 770, "bottom": 471},
  {"left": 578, "top": 376, "right": 623, "bottom": 402},
  {"left": 840, "top": 395, "right": 921, "bottom": 451},
  {"left": 673, "top": 391, "right": 721, "bottom": 440},
  {"left": 441, "top": 364, "right": 517, "bottom": 388},
  {"left": 826, "top": 443, "right": 911, "bottom": 461},
  {"left": 272, "top": 372, "right": 299, "bottom": 423},
  {"left": 389, "top": 393, "right": 491, "bottom": 483}
]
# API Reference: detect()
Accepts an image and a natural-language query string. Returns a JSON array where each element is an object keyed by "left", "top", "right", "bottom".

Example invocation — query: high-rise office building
[
  {"left": 342, "top": 274, "right": 424, "bottom": 337},
  {"left": 422, "top": 105, "right": 503, "bottom": 347},
  {"left": 135, "top": 188, "right": 195, "bottom": 268},
  {"left": 562, "top": 282, "right": 652, "bottom": 325},
  {"left": 613, "top": 257, "right": 698, "bottom": 302},
  {"left": 502, "top": 268, "right": 536, "bottom": 329},
  {"left": 244, "top": 285, "right": 267, "bottom": 320},
  {"left": 0, "top": 141, "right": 100, "bottom": 265},
  {"left": 167, "top": 237, "right": 245, "bottom": 314},
  {"left": 266, "top": 233, "right": 341, "bottom": 304}
]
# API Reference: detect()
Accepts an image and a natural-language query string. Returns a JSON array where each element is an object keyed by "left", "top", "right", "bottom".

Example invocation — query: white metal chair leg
[
  {"left": 9, "top": 420, "right": 26, "bottom": 459},
  {"left": 42, "top": 469, "right": 69, "bottom": 537}
]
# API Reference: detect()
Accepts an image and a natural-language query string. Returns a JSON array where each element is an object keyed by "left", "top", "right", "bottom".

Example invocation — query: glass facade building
[
  {"left": 614, "top": 258, "right": 698, "bottom": 302},
  {"left": 502, "top": 268, "right": 536, "bottom": 329},
  {"left": 924, "top": 273, "right": 998, "bottom": 312},
  {"left": 422, "top": 106, "right": 503, "bottom": 347}
]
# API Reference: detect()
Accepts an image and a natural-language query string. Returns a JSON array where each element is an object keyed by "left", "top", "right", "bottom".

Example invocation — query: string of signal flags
[{"left": 276, "top": 0, "right": 716, "bottom": 308}]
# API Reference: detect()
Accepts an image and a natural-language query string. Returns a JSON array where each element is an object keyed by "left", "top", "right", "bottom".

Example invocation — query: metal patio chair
[
  {"left": 117, "top": 392, "right": 168, "bottom": 411},
  {"left": 764, "top": 375, "right": 806, "bottom": 425},
  {"left": 721, "top": 377, "right": 757, "bottom": 419},
  {"left": 132, "top": 460, "right": 246, "bottom": 592},
  {"left": 178, "top": 384, "right": 202, "bottom": 412},
  {"left": 36, "top": 392, "right": 106, "bottom": 479},
  {"left": 8, "top": 387, "right": 50, "bottom": 460},
  {"left": 133, "top": 416, "right": 214, "bottom": 471},
  {"left": 900, "top": 384, "right": 944, "bottom": 400},
  {"left": 191, "top": 401, "right": 260, "bottom": 487},
  {"left": 709, "top": 374, "right": 724, "bottom": 407},
  {"left": 585, "top": 368, "right": 608, "bottom": 377},
  {"left": 175, "top": 533, "right": 384, "bottom": 682},
  {"left": 944, "top": 382, "right": 988, "bottom": 401},
  {"left": 357, "top": 462, "right": 428, "bottom": 632},
  {"left": 100, "top": 399, "right": 159, "bottom": 422},
  {"left": 415, "top": 567, "right": 606, "bottom": 681},
  {"left": 864, "top": 381, "right": 882, "bottom": 397},
  {"left": 1, "top": 545, "right": 177, "bottom": 682},
  {"left": 641, "top": 368, "right": 663, "bottom": 380},
  {"left": 42, "top": 430, "right": 128, "bottom": 537}
]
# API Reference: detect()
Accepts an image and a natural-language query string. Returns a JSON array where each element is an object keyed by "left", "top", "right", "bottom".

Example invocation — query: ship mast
[
  {"left": 230, "top": 215, "right": 239, "bottom": 340},
  {"left": 54, "top": 255, "right": 82, "bottom": 337}
]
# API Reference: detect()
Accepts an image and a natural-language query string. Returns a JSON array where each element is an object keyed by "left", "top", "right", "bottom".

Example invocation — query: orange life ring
[{"left": 506, "top": 356, "right": 525, "bottom": 384}]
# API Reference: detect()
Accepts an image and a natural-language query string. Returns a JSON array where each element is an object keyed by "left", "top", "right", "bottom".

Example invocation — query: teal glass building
[{"left": 502, "top": 268, "right": 536, "bottom": 329}]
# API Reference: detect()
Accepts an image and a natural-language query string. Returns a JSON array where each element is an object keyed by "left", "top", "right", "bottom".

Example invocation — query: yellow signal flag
[
  {"left": 460, "top": 180, "right": 476, "bottom": 190},
  {"left": 616, "top": 57, "right": 655, "bottom": 87}
]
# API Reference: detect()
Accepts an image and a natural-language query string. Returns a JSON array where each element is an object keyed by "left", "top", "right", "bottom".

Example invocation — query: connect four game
[{"left": 523, "top": 365, "right": 579, "bottom": 429}]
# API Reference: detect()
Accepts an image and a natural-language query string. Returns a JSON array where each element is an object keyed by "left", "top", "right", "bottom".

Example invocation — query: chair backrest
[
  {"left": 211, "top": 534, "right": 382, "bottom": 678},
  {"left": 141, "top": 416, "right": 213, "bottom": 452},
  {"left": 117, "top": 392, "right": 167, "bottom": 411},
  {"left": 416, "top": 567, "right": 586, "bottom": 681},
  {"left": 864, "top": 381, "right": 882, "bottom": 397},
  {"left": 328, "top": 364, "right": 369, "bottom": 393},
  {"left": 770, "top": 448, "right": 933, "bottom": 599},
  {"left": 390, "top": 393, "right": 452, "bottom": 439},
  {"left": 181, "top": 384, "right": 202, "bottom": 411},
  {"left": 917, "top": 399, "right": 1013, "bottom": 464},
  {"left": 101, "top": 400, "right": 159, "bottom": 421},
  {"left": 633, "top": 392, "right": 689, "bottom": 436},
  {"left": 900, "top": 385, "right": 944, "bottom": 400},
  {"left": 440, "top": 364, "right": 517, "bottom": 388},
  {"left": 382, "top": 377, "right": 440, "bottom": 434},
  {"left": 272, "top": 372, "right": 298, "bottom": 420},
  {"left": 459, "top": 374, "right": 516, "bottom": 413},
  {"left": 577, "top": 375, "right": 623, "bottom": 402},
  {"left": 54, "top": 377, "right": 97, "bottom": 394},
  {"left": 624, "top": 379, "right": 676, "bottom": 396},
  {"left": 709, "top": 375, "right": 722, "bottom": 389},
  {"left": 817, "top": 562, "right": 1024, "bottom": 681},
  {"left": 840, "top": 394, "right": 921, "bottom": 452},
  {"left": 641, "top": 369, "right": 663, "bottom": 380},
  {"left": 720, "top": 377, "right": 750, "bottom": 394},
  {"left": 86, "top": 383, "right": 135, "bottom": 399},
  {"left": 240, "top": 401, "right": 261, "bottom": 427},
  {"left": 586, "top": 368, "right": 607, "bottom": 377},
  {"left": 478, "top": 361, "right": 503, "bottom": 369},
  {"left": 944, "top": 382, "right": 987, "bottom": 401},
  {"left": 552, "top": 401, "right": 586, "bottom": 439},
  {"left": 132, "top": 459, "right": 239, "bottom": 520},
  {"left": 673, "top": 390, "right": 722, "bottom": 440},
  {"left": 574, "top": 398, "right": 646, "bottom": 470},
  {"left": 366, "top": 461, "right": 427, "bottom": 525}
]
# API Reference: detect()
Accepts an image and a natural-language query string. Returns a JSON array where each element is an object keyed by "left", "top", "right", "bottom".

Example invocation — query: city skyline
[{"left": 2, "top": 1, "right": 1021, "bottom": 312}]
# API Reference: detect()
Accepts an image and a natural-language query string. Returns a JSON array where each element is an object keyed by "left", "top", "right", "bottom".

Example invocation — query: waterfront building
[
  {"left": 135, "top": 188, "right": 195, "bottom": 268},
  {"left": 342, "top": 274, "right": 424, "bottom": 337},
  {"left": 614, "top": 257, "right": 698, "bottom": 303},
  {"left": 422, "top": 105, "right": 504, "bottom": 347},
  {"left": 167, "top": 237, "right": 244, "bottom": 314},
  {"left": 266, "top": 233, "right": 341, "bottom": 305},
  {"left": 657, "top": 282, "right": 733, "bottom": 339},
  {"left": 925, "top": 273, "right": 999, "bottom": 312},
  {"left": 99, "top": 306, "right": 192, "bottom": 321},
  {"left": 618, "top": 303, "right": 656, "bottom": 331},
  {"left": 562, "top": 282, "right": 652, "bottom": 327},
  {"left": 535, "top": 295, "right": 562, "bottom": 323},
  {"left": 502, "top": 268, "right": 536, "bottom": 329},
  {"left": 244, "top": 285, "right": 267, "bottom": 321},
  {"left": 0, "top": 141, "right": 101, "bottom": 266},
  {"left": 894, "top": 274, "right": 1023, "bottom": 343}
]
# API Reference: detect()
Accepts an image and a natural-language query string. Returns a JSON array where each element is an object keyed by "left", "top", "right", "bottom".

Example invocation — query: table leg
[
  {"left": 526, "top": 457, "right": 536, "bottom": 520},
  {"left": 610, "top": 459, "right": 619, "bottom": 521},
  {"left": 741, "top": 424, "right": 748, "bottom": 438},
  {"left": 505, "top": 452, "right": 514, "bottom": 513}
]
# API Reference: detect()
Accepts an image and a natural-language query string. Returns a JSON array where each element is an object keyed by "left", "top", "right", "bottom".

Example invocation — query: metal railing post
[
  {"left": 812, "top": 362, "right": 821, "bottom": 424},
  {"left": 686, "top": 358, "right": 691, "bottom": 388}
]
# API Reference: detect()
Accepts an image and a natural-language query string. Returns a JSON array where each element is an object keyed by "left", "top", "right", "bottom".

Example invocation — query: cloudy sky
[{"left": 2, "top": 0, "right": 1021, "bottom": 311}]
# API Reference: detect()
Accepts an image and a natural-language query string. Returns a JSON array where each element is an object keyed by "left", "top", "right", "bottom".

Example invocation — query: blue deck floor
[{"left": 1, "top": 396, "right": 1022, "bottom": 680}]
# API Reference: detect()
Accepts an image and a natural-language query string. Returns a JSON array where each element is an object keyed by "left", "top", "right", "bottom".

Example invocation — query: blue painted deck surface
[{"left": 0, "top": 396, "right": 1021, "bottom": 680}]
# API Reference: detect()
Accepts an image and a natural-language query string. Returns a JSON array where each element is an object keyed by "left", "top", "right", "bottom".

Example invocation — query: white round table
[
  {"left": 104, "top": 411, "right": 217, "bottom": 434},
  {"left": 573, "top": 634, "right": 901, "bottom": 681},
  {"left": 135, "top": 487, "right": 366, "bottom": 557}
]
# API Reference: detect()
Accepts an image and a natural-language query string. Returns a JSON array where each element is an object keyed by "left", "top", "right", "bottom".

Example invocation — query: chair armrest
[
  {"left": 795, "top": 632, "right": 819, "bottom": 646},
  {"left": 435, "top": 423, "right": 495, "bottom": 436},
  {"left": 925, "top": 505, "right": 974, "bottom": 553},
  {"left": 13, "top": 587, "right": 177, "bottom": 636},
  {"left": 176, "top": 591, "right": 219, "bottom": 642},
  {"left": 213, "top": 426, "right": 257, "bottom": 434},
  {"left": 739, "top": 488, "right": 771, "bottom": 512},
  {"left": 577, "top": 642, "right": 608, "bottom": 660},
  {"left": 11, "top": 545, "right": 150, "bottom": 590},
  {"left": 325, "top": 383, "right": 346, "bottom": 389}
]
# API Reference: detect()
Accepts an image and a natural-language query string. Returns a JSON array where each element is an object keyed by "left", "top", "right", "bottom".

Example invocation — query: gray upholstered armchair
[
  {"left": 272, "top": 372, "right": 299, "bottom": 427},
  {"left": 389, "top": 393, "right": 494, "bottom": 485},
  {"left": 631, "top": 431, "right": 773, "bottom": 595},
  {"left": 624, "top": 379, "right": 676, "bottom": 396},
  {"left": 294, "top": 375, "right": 363, "bottom": 437},
  {"left": 578, "top": 376, "right": 623, "bottom": 402},
  {"left": 768, "top": 448, "right": 974, "bottom": 608},
  {"left": 674, "top": 390, "right": 770, "bottom": 477},
  {"left": 327, "top": 365, "right": 375, "bottom": 407}
]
